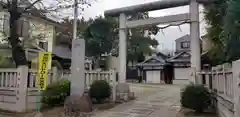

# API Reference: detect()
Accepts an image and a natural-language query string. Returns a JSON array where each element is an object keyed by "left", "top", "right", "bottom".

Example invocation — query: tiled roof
[
  {"left": 136, "top": 52, "right": 170, "bottom": 66},
  {"left": 168, "top": 51, "right": 190, "bottom": 62}
]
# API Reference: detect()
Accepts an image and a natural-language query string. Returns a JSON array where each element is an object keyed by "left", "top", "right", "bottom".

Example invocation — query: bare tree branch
[
  {"left": 22, "top": 0, "right": 43, "bottom": 13},
  {"left": 6, "top": 0, "right": 10, "bottom": 7}
]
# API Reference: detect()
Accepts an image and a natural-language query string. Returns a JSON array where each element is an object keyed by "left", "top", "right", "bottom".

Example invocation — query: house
[
  {"left": 135, "top": 34, "right": 211, "bottom": 84},
  {"left": 0, "top": 9, "right": 62, "bottom": 68},
  {"left": 167, "top": 35, "right": 192, "bottom": 84},
  {"left": 136, "top": 52, "right": 173, "bottom": 84},
  {"left": 107, "top": 53, "right": 152, "bottom": 71},
  {"left": 168, "top": 34, "right": 212, "bottom": 84},
  {"left": 0, "top": 2, "right": 93, "bottom": 70},
  {"left": 135, "top": 34, "right": 195, "bottom": 84}
]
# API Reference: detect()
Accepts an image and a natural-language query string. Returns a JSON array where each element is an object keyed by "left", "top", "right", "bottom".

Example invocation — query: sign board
[{"left": 37, "top": 52, "right": 52, "bottom": 91}]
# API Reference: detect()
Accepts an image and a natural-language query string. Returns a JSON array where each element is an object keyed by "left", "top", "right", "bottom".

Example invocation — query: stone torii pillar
[
  {"left": 104, "top": 0, "right": 211, "bottom": 84},
  {"left": 190, "top": 0, "right": 201, "bottom": 83},
  {"left": 119, "top": 13, "right": 127, "bottom": 83}
]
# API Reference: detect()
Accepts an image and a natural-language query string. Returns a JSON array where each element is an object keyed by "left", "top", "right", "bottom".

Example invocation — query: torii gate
[{"left": 104, "top": 0, "right": 211, "bottom": 84}]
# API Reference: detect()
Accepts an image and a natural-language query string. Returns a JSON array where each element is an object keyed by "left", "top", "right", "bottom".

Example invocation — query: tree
[
  {"left": 126, "top": 12, "right": 159, "bottom": 64},
  {"left": 204, "top": 0, "right": 240, "bottom": 65},
  {"left": 203, "top": 0, "right": 228, "bottom": 65},
  {"left": 0, "top": 0, "right": 94, "bottom": 67},
  {"left": 83, "top": 16, "right": 117, "bottom": 58},
  {"left": 83, "top": 13, "right": 159, "bottom": 64},
  {"left": 223, "top": 0, "right": 240, "bottom": 62}
]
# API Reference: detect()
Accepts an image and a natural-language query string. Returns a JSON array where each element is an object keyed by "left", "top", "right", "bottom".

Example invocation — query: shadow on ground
[{"left": 176, "top": 108, "right": 218, "bottom": 117}]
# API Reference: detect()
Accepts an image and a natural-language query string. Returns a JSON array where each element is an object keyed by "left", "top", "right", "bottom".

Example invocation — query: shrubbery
[
  {"left": 181, "top": 84, "right": 212, "bottom": 113},
  {"left": 41, "top": 79, "right": 70, "bottom": 106},
  {"left": 89, "top": 80, "right": 111, "bottom": 103},
  {"left": 41, "top": 79, "right": 112, "bottom": 106}
]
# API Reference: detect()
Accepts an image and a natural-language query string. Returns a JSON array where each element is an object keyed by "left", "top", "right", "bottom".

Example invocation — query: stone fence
[
  {"left": 0, "top": 66, "right": 116, "bottom": 112},
  {"left": 197, "top": 60, "right": 240, "bottom": 117}
]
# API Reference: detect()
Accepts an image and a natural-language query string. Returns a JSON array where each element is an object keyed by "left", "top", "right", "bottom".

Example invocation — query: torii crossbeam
[{"left": 104, "top": 0, "right": 212, "bottom": 84}]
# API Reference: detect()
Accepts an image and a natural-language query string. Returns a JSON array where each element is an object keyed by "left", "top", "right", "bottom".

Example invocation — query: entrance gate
[{"left": 104, "top": 0, "right": 211, "bottom": 84}]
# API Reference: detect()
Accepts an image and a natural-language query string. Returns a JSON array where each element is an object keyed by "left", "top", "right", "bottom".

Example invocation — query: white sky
[{"left": 82, "top": 0, "right": 207, "bottom": 51}]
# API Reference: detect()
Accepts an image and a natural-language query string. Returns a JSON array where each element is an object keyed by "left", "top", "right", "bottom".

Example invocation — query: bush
[
  {"left": 181, "top": 84, "right": 212, "bottom": 113},
  {"left": 89, "top": 80, "right": 111, "bottom": 103},
  {"left": 41, "top": 79, "right": 70, "bottom": 106}
]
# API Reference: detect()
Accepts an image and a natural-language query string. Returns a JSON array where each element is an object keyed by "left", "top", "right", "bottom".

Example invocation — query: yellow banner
[{"left": 37, "top": 52, "right": 52, "bottom": 91}]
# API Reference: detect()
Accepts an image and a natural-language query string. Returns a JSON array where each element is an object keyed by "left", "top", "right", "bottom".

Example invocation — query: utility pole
[
  {"left": 73, "top": 0, "right": 78, "bottom": 40},
  {"left": 70, "top": 0, "right": 86, "bottom": 97}
]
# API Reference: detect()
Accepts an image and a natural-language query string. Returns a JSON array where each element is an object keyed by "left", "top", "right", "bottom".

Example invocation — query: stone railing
[
  {"left": 0, "top": 69, "right": 18, "bottom": 88},
  {"left": 197, "top": 61, "right": 240, "bottom": 117},
  {"left": 0, "top": 66, "right": 117, "bottom": 112}
]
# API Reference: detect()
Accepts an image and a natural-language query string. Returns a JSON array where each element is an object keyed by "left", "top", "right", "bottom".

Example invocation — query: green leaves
[
  {"left": 89, "top": 80, "right": 111, "bottom": 103},
  {"left": 204, "top": 0, "right": 240, "bottom": 64},
  {"left": 181, "top": 84, "right": 212, "bottom": 113},
  {"left": 83, "top": 17, "right": 118, "bottom": 57},
  {"left": 223, "top": 0, "right": 240, "bottom": 62},
  {"left": 83, "top": 14, "right": 159, "bottom": 62},
  {"left": 203, "top": 0, "right": 240, "bottom": 65},
  {"left": 127, "top": 35, "right": 158, "bottom": 62},
  {"left": 41, "top": 79, "right": 71, "bottom": 106}
]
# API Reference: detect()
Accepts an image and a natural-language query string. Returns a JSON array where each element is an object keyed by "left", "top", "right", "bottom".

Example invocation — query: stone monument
[
  {"left": 64, "top": 38, "right": 92, "bottom": 116},
  {"left": 70, "top": 39, "right": 85, "bottom": 96},
  {"left": 64, "top": 93, "right": 92, "bottom": 116}
]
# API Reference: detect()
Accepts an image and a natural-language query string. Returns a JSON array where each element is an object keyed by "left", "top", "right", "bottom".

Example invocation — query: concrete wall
[
  {"left": 146, "top": 70, "right": 161, "bottom": 84},
  {"left": 0, "top": 88, "right": 17, "bottom": 111},
  {"left": 173, "top": 68, "right": 191, "bottom": 85},
  {"left": 0, "top": 88, "right": 43, "bottom": 112}
]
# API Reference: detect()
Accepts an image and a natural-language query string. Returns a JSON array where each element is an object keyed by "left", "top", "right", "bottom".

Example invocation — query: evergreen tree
[
  {"left": 224, "top": 0, "right": 240, "bottom": 62},
  {"left": 203, "top": 0, "right": 228, "bottom": 65}
]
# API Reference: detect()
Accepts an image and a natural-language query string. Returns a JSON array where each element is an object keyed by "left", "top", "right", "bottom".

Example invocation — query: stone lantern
[
  {"left": 17, "top": 17, "right": 30, "bottom": 39},
  {"left": 1, "top": 12, "right": 30, "bottom": 39}
]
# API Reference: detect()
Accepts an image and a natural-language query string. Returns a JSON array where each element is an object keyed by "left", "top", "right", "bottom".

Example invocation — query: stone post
[
  {"left": 15, "top": 66, "right": 28, "bottom": 112},
  {"left": 232, "top": 60, "right": 240, "bottom": 117},
  {"left": 190, "top": 67, "right": 196, "bottom": 84},
  {"left": 111, "top": 70, "right": 116, "bottom": 102}
]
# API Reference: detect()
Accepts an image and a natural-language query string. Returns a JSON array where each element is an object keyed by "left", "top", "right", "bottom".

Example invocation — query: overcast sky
[{"left": 82, "top": 0, "right": 207, "bottom": 52}]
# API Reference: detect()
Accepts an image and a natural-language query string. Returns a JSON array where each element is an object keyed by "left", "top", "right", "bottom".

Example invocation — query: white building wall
[
  {"left": 146, "top": 70, "right": 161, "bottom": 84},
  {"left": 173, "top": 68, "right": 191, "bottom": 84}
]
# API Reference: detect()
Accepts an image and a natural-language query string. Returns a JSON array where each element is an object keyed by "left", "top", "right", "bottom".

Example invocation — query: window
[
  {"left": 180, "top": 41, "right": 190, "bottom": 49},
  {"left": 39, "top": 41, "right": 48, "bottom": 51}
]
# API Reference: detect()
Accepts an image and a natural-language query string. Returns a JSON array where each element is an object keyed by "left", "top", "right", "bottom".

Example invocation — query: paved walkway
[
  {"left": 0, "top": 84, "right": 183, "bottom": 117},
  {"left": 92, "top": 84, "right": 183, "bottom": 117}
]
